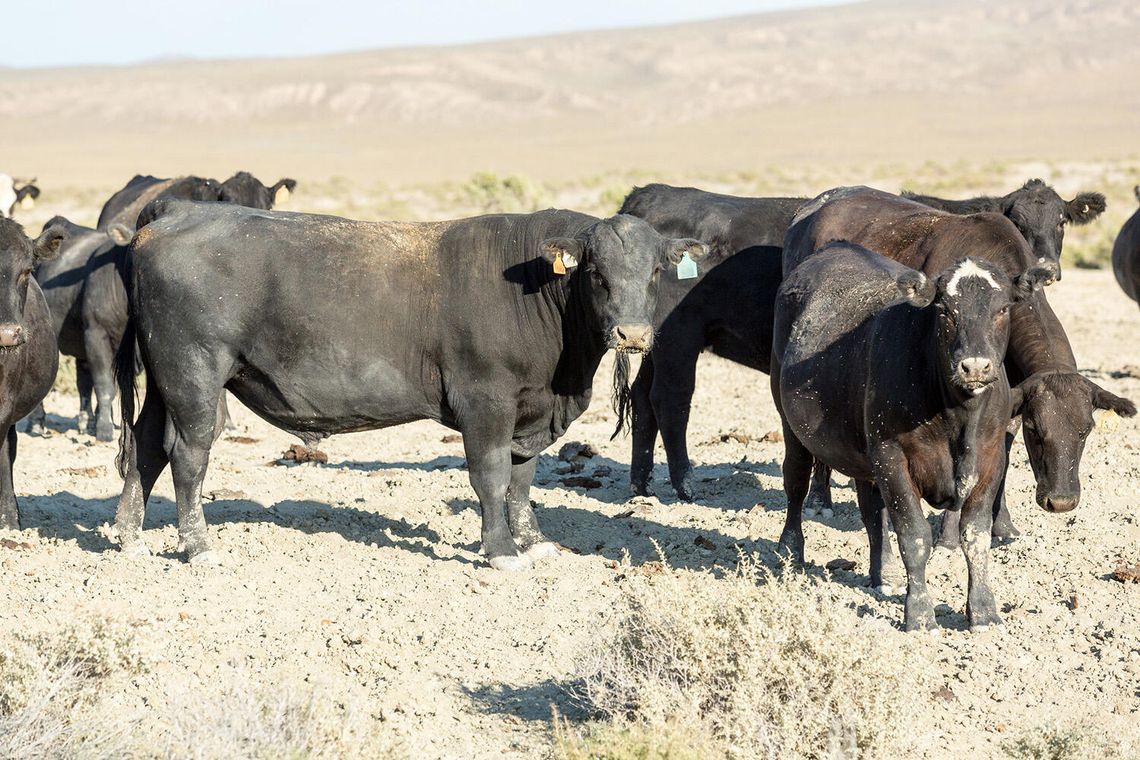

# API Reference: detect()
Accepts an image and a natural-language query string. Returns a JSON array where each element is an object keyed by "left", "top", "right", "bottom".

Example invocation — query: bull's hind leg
[
  {"left": 505, "top": 455, "right": 558, "bottom": 561},
  {"left": 853, "top": 481, "right": 902, "bottom": 593},
  {"left": 77, "top": 360, "right": 95, "bottom": 435},
  {"left": 115, "top": 380, "right": 171, "bottom": 555},
  {"left": 777, "top": 420, "right": 813, "bottom": 567},
  {"left": 460, "top": 401, "right": 530, "bottom": 571},
  {"left": 84, "top": 328, "right": 118, "bottom": 442},
  {"left": 0, "top": 426, "right": 19, "bottom": 530},
  {"left": 629, "top": 356, "right": 659, "bottom": 497},
  {"left": 805, "top": 460, "right": 835, "bottom": 517}
]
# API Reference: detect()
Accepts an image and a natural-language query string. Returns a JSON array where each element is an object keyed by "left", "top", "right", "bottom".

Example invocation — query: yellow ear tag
[
  {"left": 1094, "top": 408, "right": 1119, "bottom": 433},
  {"left": 552, "top": 252, "right": 567, "bottom": 275},
  {"left": 274, "top": 186, "right": 291, "bottom": 205},
  {"left": 19, "top": 196, "right": 34, "bottom": 210}
]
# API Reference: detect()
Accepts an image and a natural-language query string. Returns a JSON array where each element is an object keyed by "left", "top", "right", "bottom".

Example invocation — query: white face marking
[{"left": 945, "top": 259, "right": 1001, "bottom": 296}]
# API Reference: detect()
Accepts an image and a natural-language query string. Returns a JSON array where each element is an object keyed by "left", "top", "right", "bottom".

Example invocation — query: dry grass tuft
[
  {"left": 1001, "top": 721, "right": 1129, "bottom": 760},
  {"left": 564, "top": 552, "right": 924, "bottom": 759},
  {"left": 0, "top": 617, "right": 400, "bottom": 759}
]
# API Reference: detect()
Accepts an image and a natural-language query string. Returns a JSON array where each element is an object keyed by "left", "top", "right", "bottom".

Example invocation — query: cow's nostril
[{"left": 0, "top": 325, "right": 23, "bottom": 347}]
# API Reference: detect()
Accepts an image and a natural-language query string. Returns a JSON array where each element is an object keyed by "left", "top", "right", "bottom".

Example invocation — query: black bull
[{"left": 114, "top": 202, "right": 708, "bottom": 568}]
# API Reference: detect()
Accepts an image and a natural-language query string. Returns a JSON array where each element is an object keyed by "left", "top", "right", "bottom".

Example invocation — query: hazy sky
[{"left": 2, "top": 0, "right": 849, "bottom": 68}]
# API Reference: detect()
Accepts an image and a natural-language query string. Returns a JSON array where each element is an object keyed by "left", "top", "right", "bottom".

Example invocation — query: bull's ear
[
  {"left": 663, "top": 238, "right": 709, "bottom": 266},
  {"left": 32, "top": 225, "right": 68, "bottom": 261},
  {"left": 1013, "top": 266, "right": 1053, "bottom": 301},
  {"left": 108, "top": 223, "right": 133, "bottom": 246},
  {"left": 896, "top": 270, "right": 935, "bottom": 307},
  {"left": 271, "top": 178, "right": 297, "bottom": 205},
  {"left": 1065, "top": 192, "right": 1106, "bottom": 225},
  {"left": 1089, "top": 382, "right": 1137, "bottom": 417},
  {"left": 540, "top": 237, "right": 583, "bottom": 275}
]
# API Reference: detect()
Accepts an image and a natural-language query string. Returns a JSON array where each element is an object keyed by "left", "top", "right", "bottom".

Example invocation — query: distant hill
[{"left": 1, "top": 0, "right": 1137, "bottom": 185}]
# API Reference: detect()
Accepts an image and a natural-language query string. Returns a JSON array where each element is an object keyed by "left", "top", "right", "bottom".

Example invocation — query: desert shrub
[
  {"left": 462, "top": 171, "right": 545, "bottom": 213},
  {"left": 0, "top": 619, "right": 399, "bottom": 759},
  {"left": 1002, "top": 721, "right": 1126, "bottom": 760},
  {"left": 554, "top": 712, "right": 718, "bottom": 760},
  {"left": 567, "top": 552, "right": 923, "bottom": 760}
]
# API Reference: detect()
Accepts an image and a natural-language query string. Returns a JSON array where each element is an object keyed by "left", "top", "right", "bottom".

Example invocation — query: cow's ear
[
  {"left": 540, "top": 237, "right": 583, "bottom": 275},
  {"left": 663, "top": 238, "right": 710, "bottom": 266},
  {"left": 108, "top": 224, "right": 133, "bottom": 246},
  {"left": 32, "top": 225, "right": 68, "bottom": 261},
  {"left": 895, "top": 270, "right": 935, "bottom": 307},
  {"left": 1064, "top": 192, "right": 1105, "bottom": 225},
  {"left": 271, "top": 178, "right": 297, "bottom": 205},
  {"left": 1089, "top": 382, "right": 1137, "bottom": 417},
  {"left": 1012, "top": 266, "right": 1052, "bottom": 301}
]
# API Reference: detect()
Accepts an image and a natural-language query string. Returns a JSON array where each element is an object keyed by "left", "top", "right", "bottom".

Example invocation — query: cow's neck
[
  {"left": 920, "top": 316, "right": 996, "bottom": 510},
  {"left": 1006, "top": 291, "right": 1077, "bottom": 382}
]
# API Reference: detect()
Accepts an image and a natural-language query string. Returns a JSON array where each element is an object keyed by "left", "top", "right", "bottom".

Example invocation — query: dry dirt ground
[{"left": 1, "top": 266, "right": 1137, "bottom": 757}]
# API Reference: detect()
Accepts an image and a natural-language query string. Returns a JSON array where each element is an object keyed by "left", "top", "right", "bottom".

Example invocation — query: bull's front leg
[
  {"left": 505, "top": 454, "right": 559, "bottom": 561},
  {"left": 876, "top": 449, "right": 937, "bottom": 632},
  {"left": 0, "top": 427, "right": 19, "bottom": 530},
  {"left": 629, "top": 355, "right": 659, "bottom": 497},
  {"left": 460, "top": 401, "right": 531, "bottom": 571},
  {"left": 961, "top": 478, "right": 1004, "bottom": 631}
]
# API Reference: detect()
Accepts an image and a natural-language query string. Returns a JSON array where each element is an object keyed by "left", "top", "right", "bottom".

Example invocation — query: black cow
[
  {"left": 903, "top": 179, "right": 1106, "bottom": 281},
  {"left": 0, "top": 175, "right": 40, "bottom": 219},
  {"left": 773, "top": 240, "right": 1048, "bottom": 631},
  {"left": 97, "top": 175, "right": 222, "bottom": 230},
  {"left": 616, "top": 184, "right": 805, "bottom": 499},
  {"left": 96, "top": 171, "right": 296, "bottom": 231},
  {"left": 27, "top": 217, "right": 132, "bottom": 437},
  {"left": 1111, "top": 186, "right": 1140, "bottom": 308},
  {"left": 114, "top": 201, "right": 708, "bottom": 567},
  {"left": 218, "top": 171, "right": 296, "bottom": 209},
  {"left": 0, "top": 218, "right": 68, "bottom": 528},
  {"left": 786, "top": 187, "right": 1135, "bottom": 552}
]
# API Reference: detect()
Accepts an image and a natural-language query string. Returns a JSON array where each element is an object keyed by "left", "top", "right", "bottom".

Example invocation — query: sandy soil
[{"left": 0, "top": 267, "right": 1136, "bottom": 757}]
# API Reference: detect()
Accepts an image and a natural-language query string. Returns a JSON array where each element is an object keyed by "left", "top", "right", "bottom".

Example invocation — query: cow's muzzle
[
  {"left": 1039, "top": 488, "right": 1079, "bottom": 513},
  {"left": 955, "top": 357, "right": 997, "bottom": 393},
  {"left": 0, "top": 324, "right": 25, "bottom": 349},
  {"left": 610, "top": 324, "right": 653, "bottom": 353}
]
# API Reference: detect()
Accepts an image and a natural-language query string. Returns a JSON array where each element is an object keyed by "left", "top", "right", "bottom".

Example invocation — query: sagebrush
[{"left": 564, "top": 553, "right": 924, "bottom": 760}]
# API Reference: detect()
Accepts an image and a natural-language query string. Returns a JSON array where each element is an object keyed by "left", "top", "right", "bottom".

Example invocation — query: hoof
[
  {"left": 26, "top": 424, "right": 44, "bottom": 437},
  {"left": 95, "top": 427, "right": 115, "bottom": 443},
  {"left": 524, "top": 542, "right": 560, "bottom": 561},
  {"left": 120, "top": 542, "right": 152, "bottom": 558},
  {"left": 819, "top": 507, "right": 834, "bottom": 519},
  {"left": 188, "top": 549, "right": 223, "bottom": 566},
  {"left": 803, "top": 505, "right": 819, "bottom": 518},
  {"left": 630, "top": 483, "right": 652, "bottom": 498},
  {"left": 489, "top": 553, "right": 533, "bottom": 572}
]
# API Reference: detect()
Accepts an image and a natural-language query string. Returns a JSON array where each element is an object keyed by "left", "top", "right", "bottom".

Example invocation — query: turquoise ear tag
[{"left": 677, "top": 252, "right": 699, "bottom": 280}]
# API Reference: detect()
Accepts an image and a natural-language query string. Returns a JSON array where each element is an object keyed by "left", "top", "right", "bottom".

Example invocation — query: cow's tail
[
  {"left": 114, "top": 252, "right": 138, "bottom": 479},
  {"left": 610, "top": 353, "right": 633, "bottom": 440}
]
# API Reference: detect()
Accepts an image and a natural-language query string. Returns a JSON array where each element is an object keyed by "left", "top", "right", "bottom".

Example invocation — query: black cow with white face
[
  {"left": 0, "top": 218, "right": 68, "bottom": 528},
  {"left": 904, "top": 179, "right": 1106, "bottom": 281},
  {"left": 114, "top": 201, "right": 707, "bottom": 567},
  {"left": 773, "top": 241, "right": 1050, "bottom": 631}
]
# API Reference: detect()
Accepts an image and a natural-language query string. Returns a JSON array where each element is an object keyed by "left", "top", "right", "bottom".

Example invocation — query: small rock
[
  {"left": 760, "top": 429, "right": 784, "bottom": 443},
  {"left": 440, "top": 434, "right": 462, "bottom": 444},
  {"left": 694, "top": 536, "right": 717, "bottom": 551},
  {"left": 826, "top": 558, "right": 857, "bottom": 572},
  {"left": 205, "top": 488, "right": 247, "bottom": 501},
  {"left": 558, "top": 441, "right": 598, "bottom": 462},
  {"left": 561, "top": 476, "right": 602, "bottom": 489},
  {"left": 225, "top": 435, "right": 259, "bottom": 444},
  {"left": 276, "top": 444, "right": 328, "bottom": 465},
  {"left": 1110, "top": 562, "right": 1140, "bottom": 584}
]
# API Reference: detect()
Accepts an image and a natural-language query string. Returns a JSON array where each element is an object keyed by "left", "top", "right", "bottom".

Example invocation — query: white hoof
[
  {"left": 120, "top": 542, "right": 152, "bottom": 558},
  {"left": 524, "top": 542, "right": 561, "bottom": 562},
  {"left": 489, "top": 554, "right": 533, "bottom": 572},
  {"left": 188, "top": 550, "right": 224, "bottom": 566}
]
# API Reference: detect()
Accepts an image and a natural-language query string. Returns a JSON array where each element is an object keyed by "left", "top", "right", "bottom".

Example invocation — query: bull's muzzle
[{"left": 611, "top": 324, "right": 653, "bottom": 353}]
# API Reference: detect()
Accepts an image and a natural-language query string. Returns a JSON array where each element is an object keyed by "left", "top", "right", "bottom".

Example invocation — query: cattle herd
[{"left": 1, "top": 171, "right": 1138, "bottom": 632}]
